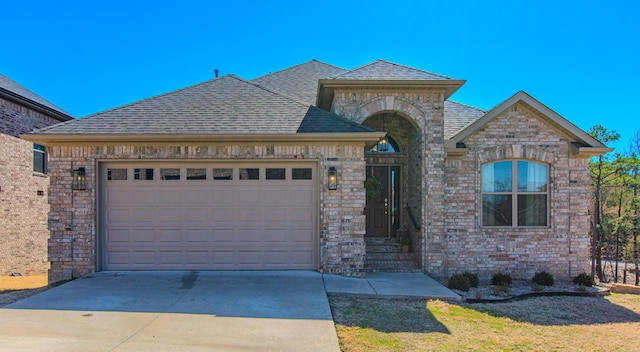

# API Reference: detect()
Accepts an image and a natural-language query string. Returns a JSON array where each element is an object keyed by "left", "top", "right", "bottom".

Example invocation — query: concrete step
[
  {"left": 365, "top": 243, "right": 402, "bottom": 253},
  {"left": 366, "top": 252, "right": 414, "bottom": 261},
  {"left": 364, "top": 259, "right": 419, "bottom": 272}
]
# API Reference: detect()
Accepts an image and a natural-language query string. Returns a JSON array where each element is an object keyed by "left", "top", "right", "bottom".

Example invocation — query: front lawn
[{"left": 330, "top": 294, "right": 640, "bottom": 351}]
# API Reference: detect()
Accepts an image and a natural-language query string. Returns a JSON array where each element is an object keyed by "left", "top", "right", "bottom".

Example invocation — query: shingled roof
[
  {"left": 0, "top": 73, "right": 73, "bottom": 121},
  {"left": 444, "top": 100, "right": 486, "bottom": 139},
  {"left": 34, "top": 74, "right": 375, "bottom": 136},
  {"left": 253, "top": 60, "right": 346, "bottom": 106},
  {"left": 331, "top": 59, "right": 456, "bottom": 80}
]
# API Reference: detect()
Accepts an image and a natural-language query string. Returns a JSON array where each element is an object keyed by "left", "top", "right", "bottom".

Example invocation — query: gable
[{"left": 449, "top": 91, "right": 610, "bottom": 156}]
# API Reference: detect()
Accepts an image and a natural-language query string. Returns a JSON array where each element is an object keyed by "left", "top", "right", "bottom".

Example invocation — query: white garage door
[{"left": 101, "top": 162, "right": 317, "bottom": 271}]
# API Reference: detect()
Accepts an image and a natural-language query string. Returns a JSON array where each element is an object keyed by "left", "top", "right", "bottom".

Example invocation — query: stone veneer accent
[
  {"left": 46, "top": 143, "right": 368, "bottom": 283},
  {"left": 443, "top": 102, "right": 591, "bottom": 281}
]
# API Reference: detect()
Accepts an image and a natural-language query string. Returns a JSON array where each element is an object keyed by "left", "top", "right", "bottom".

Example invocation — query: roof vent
[{"left": 214, "top": 69, "right": 219, "bottom": 78}]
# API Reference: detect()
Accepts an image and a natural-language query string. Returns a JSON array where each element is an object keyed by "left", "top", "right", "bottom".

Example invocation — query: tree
[{"left": 588, "top": 125, "right": 620, "bottom": 281}]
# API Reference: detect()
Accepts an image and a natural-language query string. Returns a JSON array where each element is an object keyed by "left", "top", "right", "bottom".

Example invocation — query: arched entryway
[{"left": 362, "top": 112, "right": 423, "bottom": 242}]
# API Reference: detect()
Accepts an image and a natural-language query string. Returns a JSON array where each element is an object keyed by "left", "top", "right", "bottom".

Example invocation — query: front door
[{"left": 365, "top": 165, "right": 401, "bottom": 237}]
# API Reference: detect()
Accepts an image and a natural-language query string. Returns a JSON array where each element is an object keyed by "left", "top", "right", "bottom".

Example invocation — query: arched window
[
  {"left": 367, "top": 135, "right": 400, "bottom": 153},
  {"left": 482, "top": 160, "right": 548, "bottom": 227}
]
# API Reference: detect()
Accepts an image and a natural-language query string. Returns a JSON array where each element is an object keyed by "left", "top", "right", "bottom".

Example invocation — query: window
[
  {"left": 33, "top": 144, "right": 46, "bottom": 173},
  {"left": 292, "top": 168, "right": 312, "bottom": 180},
  {"left": 134, "top": 168, "right": 154, "bottom": 180},
  {"left": 266, "top": 168, "right": 285, "bottom": 180},
  {"left": 366, "top": 135, "right": 400, "bottom": 153},
  {"left": 482, "top": 160, "right": 548, "bottom": 227},
  {"left": 213, "top": 168, "right": 233, "bottom": 180},
  {"left": 186, "top": 168, "right": 206, "bottom": 180},
  {"left": 239, "top": 168, "right": 259, "bottom": 180},
  {"left": 160, "top": 168, "right": 181, "bottom": 180},
  {"left": 107, "top": 168, "right": 127, "bottom": 180}
]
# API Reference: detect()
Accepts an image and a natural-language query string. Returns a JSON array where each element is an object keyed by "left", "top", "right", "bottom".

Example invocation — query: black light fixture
[
  {"left": 379, "top": 135, "right": 389, "bottom": 152},
  {"left": 72, "top": 167, "right": 86, "bottom": 190},
  {"left": 328, "top": 167, "right": 338, "bottom": 190}
]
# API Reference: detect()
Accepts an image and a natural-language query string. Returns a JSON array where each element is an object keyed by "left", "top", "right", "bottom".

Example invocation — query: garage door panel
[
  {"left": 264, "top": 208, "right": 288, "bottom": 222},
  {"left": 158, "top": 229, "right": 182, "bottom": 243},
  {"left": 212, "top": 229, "right": 235, "bottom": 242},
  {"left": 132, "top": 229, "right": 156, "bottom": 243},
  {"left": 103, "top": 162, "right": 317, "bottom": 271},
  {"left": 159, "top": 251, "right": 181, "bottom": 264},
  {"left": 133, "top": 209, "right": 155, "bottom": 222},
  {"left": 185, "top": 251, "right": 209, "bottom": 265},
  {"left": 106, "top": 190, "right": 130, "bottom": 204},
  {"left": 212, "top": 208, "right": 234, "bottom": 222},
  {"left": 107, "top": 208, "right": 129, "bottom": 223},
  {"left": 291, "top": 189, "right": 314, "bottom": 203},
  {"left": 237, "top": 208, "right": 260, "bottom": 222},
  {"left": 133, "top": 190, "right": 155, "bottom": 203},
  {"left": 106, "top": 229, "right": 130, "bottom": 243},
  {"left": 186, "top": 229, "right": 209, "bottom": 243},
  {"left": 158, "top": 190, "right": 183, "bottom": 203},
  {"left": 291, "top": 208, "right": 313, "bottom": 222}
]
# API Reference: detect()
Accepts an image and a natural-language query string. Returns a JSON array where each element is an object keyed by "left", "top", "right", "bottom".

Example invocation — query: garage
[{"left": 100, "top": 161, "right": 317, "bottom": 271}]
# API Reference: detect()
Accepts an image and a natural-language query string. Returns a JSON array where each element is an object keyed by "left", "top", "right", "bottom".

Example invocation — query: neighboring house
[
  {"left": 0, "top": 73, "right": 73, "bottom": 276},
  {"left": 24, "top": 60, "right": 610, "bottom": 283}
]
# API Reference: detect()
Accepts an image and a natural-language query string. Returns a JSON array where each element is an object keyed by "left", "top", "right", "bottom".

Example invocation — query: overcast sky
[{"left": 2, "top": 0, "right": 638, "bottom": 151}]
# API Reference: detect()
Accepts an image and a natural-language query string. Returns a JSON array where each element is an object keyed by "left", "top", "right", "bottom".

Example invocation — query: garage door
[{"left": 101, "top": 162, "right": 317, "bottom": 270}]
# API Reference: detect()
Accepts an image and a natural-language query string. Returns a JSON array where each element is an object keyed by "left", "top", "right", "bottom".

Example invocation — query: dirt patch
[{"left": 0, "top": 275, "right": 50, "bottom": 307}]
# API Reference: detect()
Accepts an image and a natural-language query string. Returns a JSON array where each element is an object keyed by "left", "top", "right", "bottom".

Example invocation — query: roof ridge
[
  {"left": 330, "top": 60, "right": 380, "bottom": 79},
  {"left": 252, "top": 59, "right": 346, "bottom": 81},
  {"left": 235, "top": 74, "right": 315, "bottom": 108}
]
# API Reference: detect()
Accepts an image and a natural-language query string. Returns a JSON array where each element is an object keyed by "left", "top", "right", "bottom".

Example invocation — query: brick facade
[
  {"left": 0, "top": 96, "right": 59, "bottom": 276},
  {"left": 442, "top": 102, "right": 591, "bottom": 281},
  {"left": 46, "top": 143, "right": 368, "bottom": 282}
]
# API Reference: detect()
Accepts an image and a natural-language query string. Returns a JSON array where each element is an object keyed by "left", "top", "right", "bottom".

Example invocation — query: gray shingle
[
  {"left": 444, "top": 100, "right": 486, "bottom": 139},
  {"left": 0, "top": 73, "right": 72, "bottom": 116},
  {"left": 331, "top": 59, "right": 456, "bottom": 81},
  {"left": 36, "top": 74, "right": 373, "bottom": 135},
  {"left": 253, "top": 60, "right": 346, "bottom": 105}
]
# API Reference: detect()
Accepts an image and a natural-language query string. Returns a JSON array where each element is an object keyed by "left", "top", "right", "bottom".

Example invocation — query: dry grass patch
[
  {"left": 330, "top": 294, "right": 640, "bottom": 352},
  {"left": 0, "top": 275, "right": 48, "bottom": 291}
]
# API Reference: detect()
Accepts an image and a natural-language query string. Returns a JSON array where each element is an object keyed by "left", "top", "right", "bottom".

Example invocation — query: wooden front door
[{"left": 365, "top": 165, "right": 400, "bottom": 237}]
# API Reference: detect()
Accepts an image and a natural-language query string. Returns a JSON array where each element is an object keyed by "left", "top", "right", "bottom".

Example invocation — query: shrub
[
  {"left": 491, "top": 273, "right": 512, "bottom": 286},
  {"left": 532, "top": 271, "right": 555, "bottom": 286},
  {"left": 462, "top": 272, "right": 479, "bottom": 288},
  {"left": 531, "top": 283, "right": 544, "bottom": 292},
  {"left": 573, "top": 272, "right": 595, "bottom": 287},
  {"left": 448, "top": 274, "right": 471, "bottom": 292},
  {"left": 492, "top": 282, "right": 511, "bottom": 296}
]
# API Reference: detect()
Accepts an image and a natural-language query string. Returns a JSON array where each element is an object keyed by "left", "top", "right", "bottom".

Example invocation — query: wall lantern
[
  {"left": 72, "top": 167, "right": 86, "bottom": 190},
  {"left": 378, "top": 135, "right": 389, "bottom": 152},
  {"left": 328, "top": 167, "right": 338, "bottom": 190}
]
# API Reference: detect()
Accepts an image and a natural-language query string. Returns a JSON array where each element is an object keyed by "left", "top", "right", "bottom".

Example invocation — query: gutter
[{"left": 0, "top": 88, "right": 73, "bottom": 122}]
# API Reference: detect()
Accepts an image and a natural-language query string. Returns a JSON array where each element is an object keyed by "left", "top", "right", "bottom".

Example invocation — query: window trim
[
  {"left": 481, "top": 159, "right": 549, "bottom": 228},
  {"left": 33, "top": 143, "right": 46, "bottom": 174}
]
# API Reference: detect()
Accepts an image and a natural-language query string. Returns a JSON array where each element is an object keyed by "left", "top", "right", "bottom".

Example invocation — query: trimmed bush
[
  {"left": 448, "top": 274, "right": 471, "bottom": 292},
  {"left": 532, "top": 271, "right": 555, "bottom": 286},
  {"left": 462, "top": 272, "right": 479, "bottom": 288},
  {"left": 573, "top": 272, "right": 595, "bottom": 287},
  {"left": 491, "top": 273, "right": 512, "bottom": 286}
]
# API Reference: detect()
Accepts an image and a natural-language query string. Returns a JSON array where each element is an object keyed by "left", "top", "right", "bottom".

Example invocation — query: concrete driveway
[{"left": 0, "top": 271, "right": 340, "bottom": 352}]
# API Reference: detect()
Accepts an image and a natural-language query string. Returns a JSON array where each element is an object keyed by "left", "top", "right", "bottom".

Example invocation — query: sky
[{"left": 2, "top": 0, "right": 638, "bottom": 151}]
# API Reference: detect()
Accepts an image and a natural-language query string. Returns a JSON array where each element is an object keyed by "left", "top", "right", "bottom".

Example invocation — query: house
[
  {"left": 23, "top": 60, "right": 609, "bottom": 283},
  {"left": 0, "top": 73, "right": 73, "bottom": 276}
]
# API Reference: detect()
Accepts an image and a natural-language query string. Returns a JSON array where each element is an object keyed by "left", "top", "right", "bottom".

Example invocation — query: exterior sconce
[
  {"left": 379, "top": 135, "right": 389, "bottom": 152},
  {"left": 73, "top": 167, "right": 86, "bottom": 190},
  {"left": 328, "top": 167, "right": 338, "bottom": 190}
]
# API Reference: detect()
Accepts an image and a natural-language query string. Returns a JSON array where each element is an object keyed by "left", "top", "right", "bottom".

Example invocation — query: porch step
[{"left": 364, "top": 237, "right": 419, "bottom": 273}]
